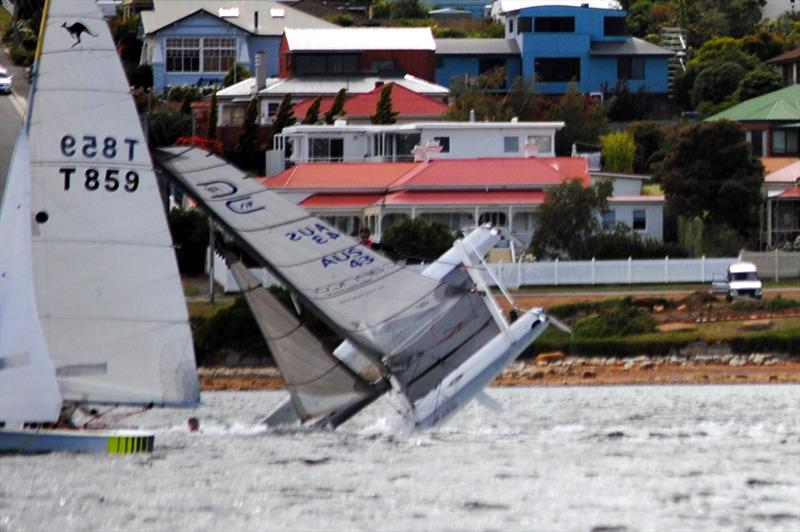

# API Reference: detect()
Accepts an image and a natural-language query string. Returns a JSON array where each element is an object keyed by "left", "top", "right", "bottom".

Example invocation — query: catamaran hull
[
  {"left": 0, "top": 428, "right": 154, "bottom": 454},
  {"left": 413, "top": 312, "right": 549, "bottom": 429}
]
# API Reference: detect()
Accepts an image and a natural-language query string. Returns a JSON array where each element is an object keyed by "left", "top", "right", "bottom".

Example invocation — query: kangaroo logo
[{"left": 61, "top": 21, "right": 97, "bottom": 48}]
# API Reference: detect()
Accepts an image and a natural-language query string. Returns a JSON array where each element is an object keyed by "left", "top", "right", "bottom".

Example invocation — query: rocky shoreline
[{"left": 199, "top": 353, "right": 800, "bottom": 391}]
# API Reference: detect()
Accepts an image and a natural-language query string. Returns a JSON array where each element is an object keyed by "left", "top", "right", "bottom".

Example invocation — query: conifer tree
[
  {"left": 207, "top": 90, "right": 218, "bottom": 140},
  {"left": 324, "top": 88, "right": 347, "bottom": 124},
  {"left": 270, "top": 93, "right": 296, "bottom": 143},
  {"left": 303, "top": 96, "right": 322, "bottom": 124},
  {"left": 370, "top": 84, "right": 398, "bottom": 124},
  {"left": 236, "top": 96, "right": 259, "bottom": 157}
]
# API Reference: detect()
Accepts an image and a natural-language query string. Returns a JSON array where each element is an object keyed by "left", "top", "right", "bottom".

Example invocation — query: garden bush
[{"left": 574, "top": 300, "right": 656, "bottom": 338}]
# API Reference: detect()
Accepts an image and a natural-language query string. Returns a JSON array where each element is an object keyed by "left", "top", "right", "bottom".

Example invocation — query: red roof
[
  {"left": 261, "top": 162, "right": 417, "bottom": 190},
  {"left": 777, "top": 186, "right": 800, "bottom": 199},
  {"left": 383, "top": 190, "right": 546, "bottom": 205},
  {"left": 262, "top": 157, "right": 587, "bottom": 192},
  {"left": 300, "top": 193, "right": 382, "bottom": 208},
  {"left": 292, "top": 83, "right": 448, "bottom": 119},
  {"left": 393, "top": 157, "right": 588, "bottom": 190}
]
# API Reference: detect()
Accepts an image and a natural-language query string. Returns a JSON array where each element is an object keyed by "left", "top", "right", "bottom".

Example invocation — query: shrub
[
  {"left": 193, "top": 297, "right": 267, "bottom": 365},
  {"left": 126, "top": 64, "right": 153, "bottom": 89},
  {"left": 168, "top": 208, "right": 209, "bottom": 275},
  {"left": 164, "top": 85, "right": 203, "bottom": 102},
  {"left": 147, "top": 108, "right": 192, "bottom": 147},
  {"left": 573, "top": 299, "right": 656, "bottom": 338},
  {"left": 10, "top": 45, "right": 33, "bottom": 66}
]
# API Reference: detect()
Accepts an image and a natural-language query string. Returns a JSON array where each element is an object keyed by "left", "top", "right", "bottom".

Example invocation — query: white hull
[
  {"left": 0, "top": 428, "right": 154, "bottom": 454},
  {"left": 413, "top": 312, "right": 550, "bottom": 428}
]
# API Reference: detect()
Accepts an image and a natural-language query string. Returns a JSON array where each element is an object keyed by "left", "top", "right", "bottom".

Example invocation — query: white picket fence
[{"left": 210, "top": 252, "right": 775, "bottom": 293}]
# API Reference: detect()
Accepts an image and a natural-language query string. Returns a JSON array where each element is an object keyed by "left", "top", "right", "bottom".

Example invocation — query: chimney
[
  {"left": 254, "top": 11, "right": 259, "bottom": 31},
  {"left": 255, "top": 52, "right": 267, "bottom": 91}
]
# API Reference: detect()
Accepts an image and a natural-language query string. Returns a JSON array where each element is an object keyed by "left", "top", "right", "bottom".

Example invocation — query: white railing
[{"left": 211, "top": 252, "right": 773, "bottom": 293}]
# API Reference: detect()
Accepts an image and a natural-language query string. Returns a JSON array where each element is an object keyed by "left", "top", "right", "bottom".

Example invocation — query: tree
[
  {"left": 600, "top": 131, "right": 636, "bottom": 173},
  {"left": 271, "top": 93, "right": 296, "bottom": 138},
  {"left": 628, "top": 121, "right": 671, "bottom": 175},
  {"left": 324, "top": 88, "right": 347, "bottom": 124},
  {"left": 207, "top": 90, "right": 218, "bottom": 140},
  {"left": 529, "top": 178, "right": 613, "bottom": 260},
  {"left": 223, "top": 63, "right": 252, "bottom": 87},
  {"left": 660, "top": 120, "right": 764, "bottom": 239},
  {"left": 690, "top": 60, "right": 746, "bottom": 108},
  {"left": 236, "top": 96, "right": 259, "bottom": 158},
  {"left": 180, "top": 92, "right": 193, "bottom": 115},
  {"left": 736, "top": 67, "right": 783, "bottom": 102},
  {"left": 147, "top": 108, "right": 192, "bottom": 147},
  {"left": 445, "top": 67, "right": 511, "bottom": 122},
  {"left": 380, "top": 218, "right": 455, "bottom": 263},
  {"left": 501, "top": 76, "right": 542, "bottom": 121},
  {"left": 370, "top": 84, "right": 399, "bottom": 124},
  {"left": 545, "top": 83, "right": 608, "bottom": 156},
  {"left": 302, "top": 96, "right": 322, "bottom": 124}
]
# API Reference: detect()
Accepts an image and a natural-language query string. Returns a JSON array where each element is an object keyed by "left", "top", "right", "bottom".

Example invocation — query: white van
[{"left": 711, "top": 262, "right": 763, "bottom": 300}]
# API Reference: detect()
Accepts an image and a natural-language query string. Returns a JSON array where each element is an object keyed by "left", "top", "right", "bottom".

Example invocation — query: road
[{"left": 0, "top": 45, "right": 30, "bottom": 189}]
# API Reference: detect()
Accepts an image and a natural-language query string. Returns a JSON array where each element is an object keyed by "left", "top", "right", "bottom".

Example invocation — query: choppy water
[{"left": 1, "top": 385, "right": 799, "bottom": 532}]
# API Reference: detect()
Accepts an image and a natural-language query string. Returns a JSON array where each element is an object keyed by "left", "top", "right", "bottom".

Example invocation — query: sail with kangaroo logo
[
  {"left": 1, "top": 0, "right": 199, "bottom": 416},
  {"left": 156, "top": 146, "right": 551, "bottom": 428}
]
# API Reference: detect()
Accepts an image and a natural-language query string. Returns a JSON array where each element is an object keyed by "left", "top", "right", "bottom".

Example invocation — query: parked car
[
  {"left": 711, "top": 262, "right": 763, "bottom": 300},
  {"left": 0, "top": 66, "right": 12, "bottom": 94}
]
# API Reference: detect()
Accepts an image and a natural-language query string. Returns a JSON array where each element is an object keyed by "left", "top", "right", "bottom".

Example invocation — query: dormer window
[{"left": 518, "top": 16, "right": 532, "bottom": 33}]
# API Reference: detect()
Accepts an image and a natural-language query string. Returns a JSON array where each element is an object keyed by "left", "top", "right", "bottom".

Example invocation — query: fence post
[
  {"left": 775, "top": 248, "right": 779, "bottom": 282},
  {"left": 701, "top": 255, "right": 706, "bottom": 282},
  {"left": 517, "top": 260, "right": 522, "bottom": 288},
  {"left": 591, "top": 257, "right": 596, "bottom": 285},
  {"left": 665, "top": 255, "right": 669, "bottom": 284},
  {"left": 628, "top": 256, "right": 632, "bottom": 284},
  {"left": 555, "top": 258, "right": 559, "bottom": 286}
]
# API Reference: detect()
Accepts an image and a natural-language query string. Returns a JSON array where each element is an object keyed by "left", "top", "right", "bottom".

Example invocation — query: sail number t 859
[{"left": 59, "top": 135, "right": 141, "bottom": 192}]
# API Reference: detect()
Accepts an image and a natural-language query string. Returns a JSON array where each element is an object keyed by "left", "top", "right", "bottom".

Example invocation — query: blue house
[
  {"left": 435, "top": 39, "right": 521, "bottom": 91},
  {"left": 436, "top": 0, "right": 673, "bottom": 96},
  {"left": 140, "top": 0, "right": 336, "bottom": 91}
]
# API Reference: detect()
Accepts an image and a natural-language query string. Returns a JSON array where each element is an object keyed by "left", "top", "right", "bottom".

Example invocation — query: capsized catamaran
[
  {"left": 156, "top": 146, "right": 552, "bottom": 428},
  {"left": 0, "top": 0, "right": 199, "bottom": 453}
]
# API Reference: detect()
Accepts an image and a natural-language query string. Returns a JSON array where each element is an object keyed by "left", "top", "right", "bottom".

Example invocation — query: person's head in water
[{"left": 187, "top": 417, "right": 199, "bottom": 432}]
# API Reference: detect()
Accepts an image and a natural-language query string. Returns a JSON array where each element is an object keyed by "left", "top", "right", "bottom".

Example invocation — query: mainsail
[
  {"left": 25, "top": 0, "right": 199, "bottom": 405},
  {"left": 226, "top": 258, "right": 379, "bottom": 420},
  {"left": 155, "top": 147, "right": 490, "bottom": 374},
  {"left": 0, "top": 131, "right": 62, "bottom": 423}
]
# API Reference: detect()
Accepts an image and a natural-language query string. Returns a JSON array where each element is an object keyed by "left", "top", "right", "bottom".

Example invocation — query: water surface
[{"left": 2, "top": 385, "right": 798, "bottom": 531}]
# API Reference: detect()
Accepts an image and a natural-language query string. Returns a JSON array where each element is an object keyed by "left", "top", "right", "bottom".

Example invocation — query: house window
[
  {"left": 534, "top": 17, "right": 575, "bottom": 33},
  {"left": 602, "top": 210, "right": 616, "bottom": 230},
  {"left": 618, "top": 57, "right": 645, "bottom": 80},
  {"left": 202, "top": 37, "right": 236, "bottom": 72},
  {"left": 310, "top": 138, "right": 344, "bottom": 162},
  {"left": 535, "top": 58, "right": 580, "bottom": 82},
  {"left": 165, "top": 37, "right": 200, "bottom": 72},
  {"left": 504, "top": 136, "right": 519, "bottom": 153},
  {"left": 772, "top": 129, "right": 799, "bottom": 155},
  {"left": 371, "top": 59, "right": 396, "bottom": 73},
  {"left": 508, "top": 18, "right": 514, "bottom": 34},
  {"left": 748, "top": 130, "right": 764, "bottom": 156},
  {"left": 478, "top": 212, "right": 507, "bottom": 227},
  {"left": 633, "top": 209, "right": 646, "bottom": 231},
  {"left": 433, "top": 136, "right": 450, "bottom": 153},
  {"left": 526, "top": 135, "right": 552, "bottom": 154},
  {"left": 294, "top": 54, "right": 358, "bottom": 75},
  {"left": 604, "top": 17, "right": 626, "bottom": 36},
  {"left": 266, "top": 102, "right": 280, "bottom": 121},
  {"left": 518, "top": 16, "right": 532, "bottom": 33}
]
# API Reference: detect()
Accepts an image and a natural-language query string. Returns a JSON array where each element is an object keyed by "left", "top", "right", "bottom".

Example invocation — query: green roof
[{"left": 706, "top": 85, "right": 800, "bottom": 122}]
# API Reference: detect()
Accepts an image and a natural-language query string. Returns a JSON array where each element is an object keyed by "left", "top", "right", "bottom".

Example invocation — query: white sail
[
  {"left": 227, "top": 259, "right": 378, "bottom": 420},
  {"left": 27, "top": 0, "right": 199, "bottom": 405},
  {"left": 0, "top": 131, "right": 62, "bottom": 423},
  {"left": 155, "top": 147, "right": 486, "bottom": 369}
]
